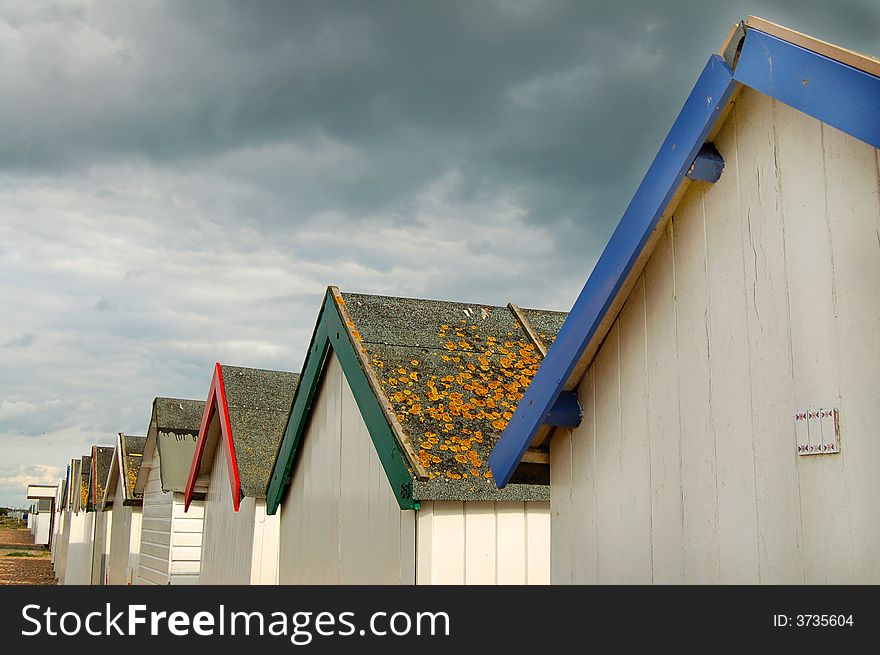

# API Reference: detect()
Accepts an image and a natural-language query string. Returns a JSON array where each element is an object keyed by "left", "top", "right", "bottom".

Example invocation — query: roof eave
[
  {"left": 266, "top": 287, "right": 418, "bottom": 515},
  {"left": 490, "top": 21, "right": 880, "bottom": 487},
  {"left": 184, "top": 363, "right": 241, "bottom": 512}
]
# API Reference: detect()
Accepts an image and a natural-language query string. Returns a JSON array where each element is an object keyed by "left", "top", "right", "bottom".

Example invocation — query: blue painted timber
[
  {"left": 735, "top": 28, "right": 880, "bottom": 150},
  {"left": 686, "top": 143, "right": 725, "bottom": 183},
  {"left": 489, "top": 54, "right": 737, "bottom": 487},
  {"left": 543, "top": 390, "right": 583, "bottom": 428}
]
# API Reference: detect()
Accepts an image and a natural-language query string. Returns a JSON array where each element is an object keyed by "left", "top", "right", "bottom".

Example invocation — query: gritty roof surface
[
  {"left": 221, "top": 365, "right": 299, "bottom": 498},
  {"left": 80, "top": 455, "right": 92, "bottom": 510},
  {"left": 341, "top": 291, "right": 565, "bottom": 500},
  {"left": 69, "top": 460, "right": 80, "bottom": 511},
  {"left": 92, "top": 447, "right": 115, "bottom": 506},
  {"left": 122, "top": 435, "right": 146, "bottom": 500},
  {"left": 154, "top": 398, "right": 205, "bottom": 432}
]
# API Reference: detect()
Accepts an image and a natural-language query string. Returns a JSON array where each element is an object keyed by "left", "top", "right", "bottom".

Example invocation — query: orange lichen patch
[{"left": 362, "top": 306, "right": 554, "bottom": 480}]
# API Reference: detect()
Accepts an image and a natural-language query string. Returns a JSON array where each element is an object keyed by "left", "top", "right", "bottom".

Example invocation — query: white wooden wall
[
  {"left": 54, "top": 510, "right": 70, "bottom": 580},
  {"left": 199, "top": 425, "right": 256, "bottom": 585},
  {"left": 551, "top": 88, "right": 880, "bottom": 584},
  {"left": 63, "top": 511, "right": 93, "bottom": 585},
  {"left": 107, "top": 481, "right": 142, "bottom": 585},
  {"left": 279, "top": 352, "right": 416, "bottom": 584},
  {"left": 91, "top": 509, "right": 112, "bottom": 584},
  {"left": 33, "top": 514, "right": 51, "bottom": 546},
  {"left": 137, "top": 447, "right": 204, "bottom": 585},
  {"left": 416, "top": 501, "right": 550, "bottom": 584},
  {"left": 279, "top": 351, "right": 550, "bottom": 585}
]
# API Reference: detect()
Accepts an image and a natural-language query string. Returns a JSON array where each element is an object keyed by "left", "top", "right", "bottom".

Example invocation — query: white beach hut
[
  {"left": 62, "top": 455, "right": 94, "bottom": 585},
  {"left": 25, "top": 484, "right": 56, "bottom": 547},
  {"left": 266, "top": 288, "right": 561, "bottom": 584},
  {"left": 184, "top": 365, "right": 298, "bottom": 584},
  {"left": 88, "top": 445, "right": 115, "bottom": 584},
  {"left": 100, "top": 433, "right": 146, "bottom": 585},
  {"left": 490, "top": 17, "right": 880, "bottom": 584},
  {"left": 134, "top": 397, "right": 205, "bottom": 585}
]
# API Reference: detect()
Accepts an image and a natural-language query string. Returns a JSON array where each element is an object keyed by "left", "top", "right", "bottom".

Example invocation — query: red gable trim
[{"left": 184, "top": 362, "right": 241, "bottom": 512}]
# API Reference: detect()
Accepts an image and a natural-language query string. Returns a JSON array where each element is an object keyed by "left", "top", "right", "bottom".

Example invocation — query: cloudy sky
[{"left": 1, "top": 1, "right": 878, "bottom": 507}]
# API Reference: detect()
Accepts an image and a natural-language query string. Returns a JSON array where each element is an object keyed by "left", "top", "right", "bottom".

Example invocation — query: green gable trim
[{"left": 267, "top": 289, "right": 416, "bottom": 514}]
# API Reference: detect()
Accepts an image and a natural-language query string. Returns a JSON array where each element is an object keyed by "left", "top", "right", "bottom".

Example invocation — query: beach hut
[
  {"left": 25, "top": 484, "right": 56, "bottom": 547},
  {"left": 100, "top": 433, "right": 146, "bottom": 585},
  {"left": 134, "top": 397, "right": 205, "bottom": 585},
  {"left": 62, "top": 455, "right": 94, "bottom": 585},
  {"left": 267, "top": 288, "right": 563, "bottom": 584},
  {"left": 490, "top": 17, "right": 880, "bottom": 584},
  {"left": 183, "top": 365, "right": 299, "bottom": 584},
  {"left": 88, "top": 446, "right": 115, "bottom": 584},
  {"left": 50, "top": 477, "right": 66, "bottom": 571},
  {"left": 53, "top": 469, "right": 71, "bottom": 580}
]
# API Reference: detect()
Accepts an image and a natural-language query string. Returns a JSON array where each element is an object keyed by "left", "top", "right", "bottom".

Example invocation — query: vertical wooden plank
[
  {"left": 775, "top": 100, "right": 853, "bottom": 583},
  {"left": 549, "top": 428, "right": 573, "bottom": 584},
  {"left": 398, "top": 506, "right": 416, "bottom": 585},
  {"left": 734, "top": 89, "right": 803, "bottom": 583},
  {"left": 429, "top": 502, "right": 465, "bottom": 583},
  {"left": 617, "top": 276, "right": 653, "bottom": 583},
  {"left": 673, "top": 189, "right": 720, "bottom": 583},
  {"left": 525, "top": 502, "right": 551, "bottom": 584},
  {"left": 463, "top": 502, "right": 497, "bottom": 584},
  {"left": 644, "top": 223, "right": 685, "bottom": 583},
  {"left": 339, "top": 355, "right": 362, "bottom": 583},
  {"left": 824, "top": 124, "right": 880, "bottom": 583},
  {"left": 703, "top": 115, "right": 760, "bottom": 583},
  {"left": 495, "top": 503, "right": 527, "bottom": 584},
  {"left": 570, "top": 368, "right": 597, "bottom": 584},
  {"left": 415, "top": 501, "right": 434, "bottom": 585},
  {"left": 594, "top": 323, "right": 622, "bottom": 584}
]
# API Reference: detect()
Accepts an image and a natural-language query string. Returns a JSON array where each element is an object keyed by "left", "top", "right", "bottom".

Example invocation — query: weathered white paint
[
  {"left": 91, "top": 509, "right": 112, "bottom": 584},
  {"left": 62, "top": 510, "right": 93, "bottom": 585},
  {"left": 31, "top": 513, "right": 52, "bottom": 546},
  {"left": 416, "top": 501, "right": 550, "bottom": 584},
  {"left": 198, "top": 416, "right": 281, "bottom": 585},
  {"left": 279, "top": 352, "right": 550, "bottom": 585},
  {"left": 552, "top": 88, "right": 880, "bottom": 584},
  {"left": 106, "top": 479, "right": 142, "bottom": 585},
  {"left": 137, "top": 446, "right": 203, "bottom": 585},
  {"left": 54, "top": 510, "right": 70, "bottom": 580}
]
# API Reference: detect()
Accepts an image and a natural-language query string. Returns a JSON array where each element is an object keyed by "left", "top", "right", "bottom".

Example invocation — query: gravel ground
[{"left": 0, "top": 523, "right": 57, "bottom": 585}]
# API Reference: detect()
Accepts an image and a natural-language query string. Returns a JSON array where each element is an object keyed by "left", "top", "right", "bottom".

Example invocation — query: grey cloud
[{"left": 2, "top": 333, "right": 35, "bottom": 348}]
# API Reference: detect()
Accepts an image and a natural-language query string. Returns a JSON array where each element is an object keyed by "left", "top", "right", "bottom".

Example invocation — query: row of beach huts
[
  {"left": 43, "top": 288, "right": 559, "bottom": 585},
  {"left": 27, "top": 18, "right": 880, "bottom": 584}
]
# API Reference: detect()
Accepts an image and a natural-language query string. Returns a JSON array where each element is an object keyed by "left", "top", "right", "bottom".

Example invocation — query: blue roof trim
[
  {"left": 734, "top": 29, "right": 880, "bottom": 149},
  {"left": 490, "top": 26, "right": 880, "bottom": 487},
  {"left": 489, "top": 54, "right": 737, "bottom": 487}
]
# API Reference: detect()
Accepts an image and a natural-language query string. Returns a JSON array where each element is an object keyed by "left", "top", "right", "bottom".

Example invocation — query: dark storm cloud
[{"left": 4, "top": 0, "right": 878, "bottom": 232}]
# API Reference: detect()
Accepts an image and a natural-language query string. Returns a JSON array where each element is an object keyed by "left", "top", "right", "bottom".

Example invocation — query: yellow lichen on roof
[{"left": 371, "top": 324, "right": 542, "bottom": 481}]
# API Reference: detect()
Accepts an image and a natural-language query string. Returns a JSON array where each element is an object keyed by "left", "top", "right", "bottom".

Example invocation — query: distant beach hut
[
  {"left": 89, "top": 445, "right": 114, "bottom": 584},
  {"left": 134, "top": 398, "right": 205, "bottom": 585},
  {"left": 26, "top": 484, "right": 57, "bottom": 547},
  {"left": 267, "top": 288, "right": 562, "bottom": 584},
  {"left": 184, "top": 365, "right": 298, "bottom": 584},
  {"left": 100, "top": 433, "right": 146, "bottom": 585}
]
